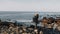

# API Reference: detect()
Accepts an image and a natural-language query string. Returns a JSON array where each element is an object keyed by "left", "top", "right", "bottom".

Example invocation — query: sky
[{"left": 0, "top": 0, "right": 60, "bottom": 12}]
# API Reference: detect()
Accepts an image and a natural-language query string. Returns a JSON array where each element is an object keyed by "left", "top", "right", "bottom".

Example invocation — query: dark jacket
[{"left": 33, "top": 14, "right": 39, "bottom": 23}]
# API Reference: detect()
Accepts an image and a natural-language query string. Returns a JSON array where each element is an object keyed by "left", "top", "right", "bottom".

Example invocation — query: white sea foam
[{"left": 16, "top": 19, "right": 32, "bottom": 22}]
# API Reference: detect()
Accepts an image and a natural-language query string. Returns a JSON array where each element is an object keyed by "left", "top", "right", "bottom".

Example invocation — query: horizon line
[{"left": 0, "top": 11, "right": 60, "bottom": 13}]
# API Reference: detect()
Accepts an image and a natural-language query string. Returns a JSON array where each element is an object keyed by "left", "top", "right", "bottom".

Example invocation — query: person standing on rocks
[{"left": 33, "top": 13, "right": 39, "bottom": 28}]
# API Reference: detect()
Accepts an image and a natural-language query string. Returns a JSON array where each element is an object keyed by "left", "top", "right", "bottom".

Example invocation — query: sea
[
  {"left": 0, "top": 11, "right": 60, "bottom": 27},
  {"left": 0, "top": 11, "right": 60, "bottom": 20}
]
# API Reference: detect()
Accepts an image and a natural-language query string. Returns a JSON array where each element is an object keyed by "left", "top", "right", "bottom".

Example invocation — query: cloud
[
  {"left": 0, "top": 1, "right": 34, "bottom": 11},
  {"left": 0, "top": 0, "right": 60, "bottom": 12}
]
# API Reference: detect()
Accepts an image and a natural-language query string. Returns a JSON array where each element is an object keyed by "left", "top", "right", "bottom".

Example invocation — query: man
[{"left": 33, "top": 13, "right": 39, "bottom": 28}]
